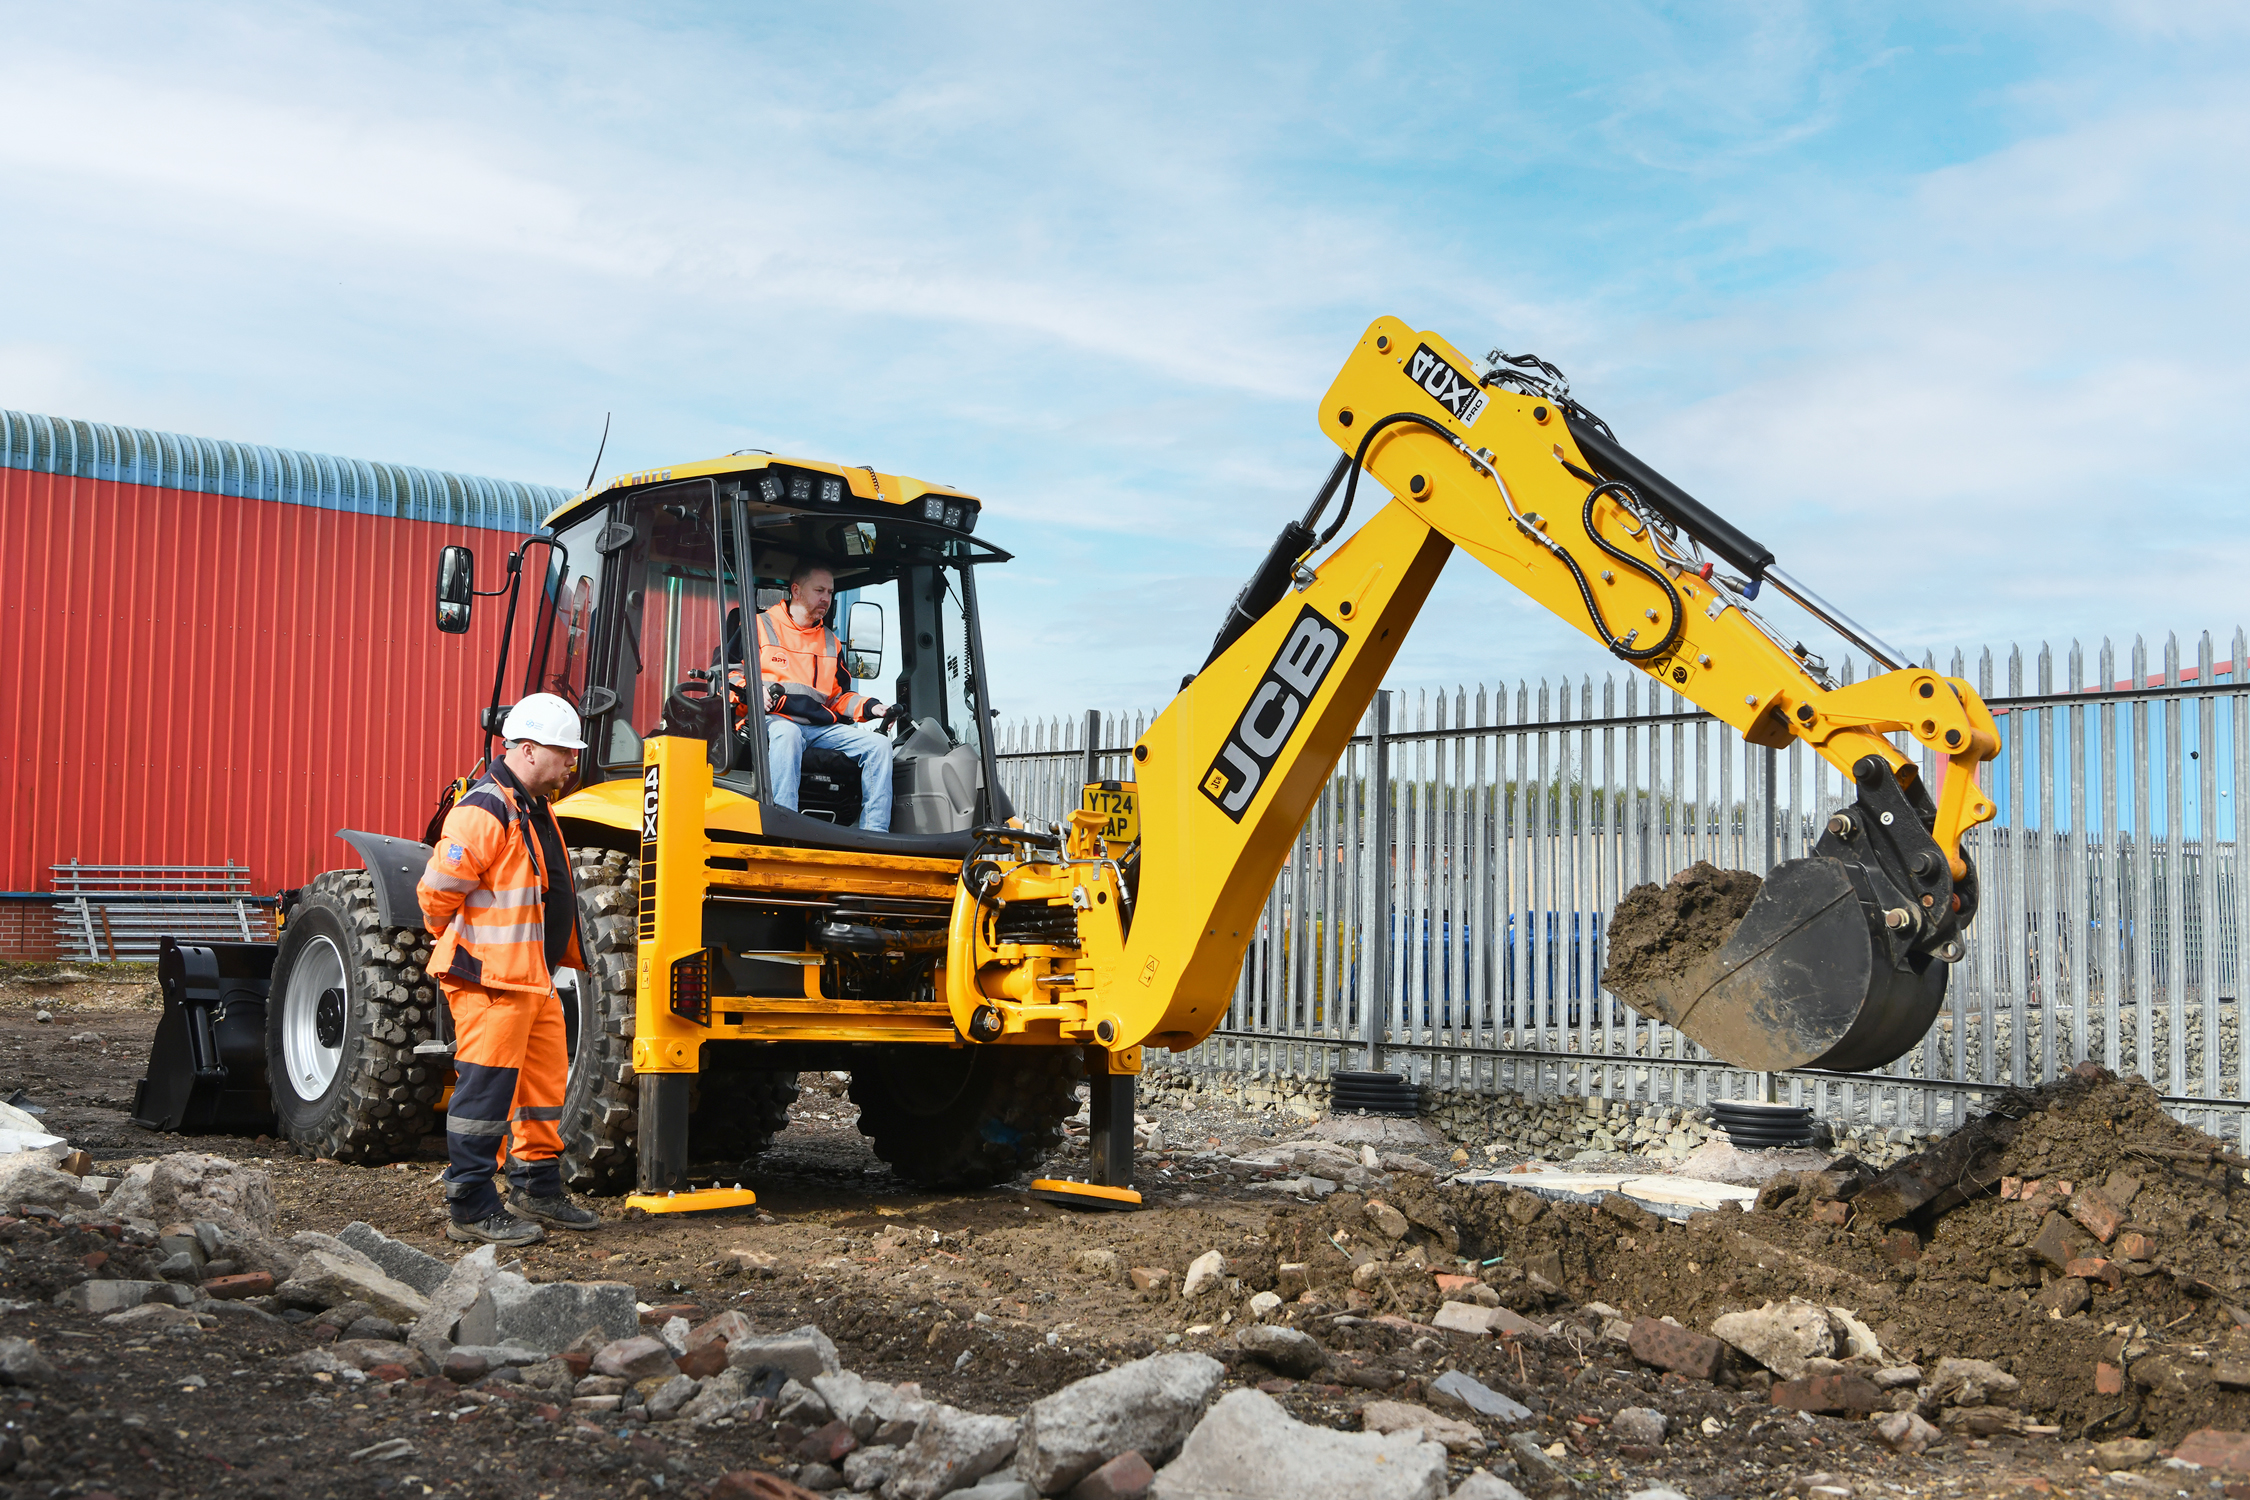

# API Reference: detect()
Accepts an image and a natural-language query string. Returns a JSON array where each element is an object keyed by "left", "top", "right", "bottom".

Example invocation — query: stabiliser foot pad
[
  {"left": 1028, "top": 1179, "right": 1141, "bottom": 1211},
  {"left": 624, "top": 1186, "right": 759, "bottom": 1215}
]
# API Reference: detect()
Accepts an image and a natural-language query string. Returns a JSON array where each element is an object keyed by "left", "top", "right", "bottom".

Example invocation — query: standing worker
[{"left": 417, "top": 693, "right": 603, "bottom": 1244}]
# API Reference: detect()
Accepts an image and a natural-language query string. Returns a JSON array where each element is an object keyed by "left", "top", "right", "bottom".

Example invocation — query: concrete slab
[{"left": 1444, "top": 1168, "right": 1755, "bottom": 1220}]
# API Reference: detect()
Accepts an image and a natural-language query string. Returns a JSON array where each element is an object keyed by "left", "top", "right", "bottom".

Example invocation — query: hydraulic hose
[
  {"left": 1314, "top": 411, "right": 1461, "bottom": 547},
  {"left": 1319, "top": 409, "right": 1684, "bottom": 664},
  {"left": 1571, "top": 481, "right": 1686, "bottom": 663}
]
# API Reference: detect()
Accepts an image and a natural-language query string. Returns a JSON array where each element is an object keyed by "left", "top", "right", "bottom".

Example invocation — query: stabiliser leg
[
  {"left": 1030, "top": 1049, "right": 1144, "bottom": 1211},
  {"left": 623, "top": 1073, "right": 757, "bottom": 1215}
]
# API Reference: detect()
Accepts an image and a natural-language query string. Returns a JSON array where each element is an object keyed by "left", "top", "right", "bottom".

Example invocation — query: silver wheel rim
[
  {"left": 283, "top": 934, "right": 348, "bottom": 1100},
  {"left": 556, "top": 967, "right": 588, "bottom": 1088}
]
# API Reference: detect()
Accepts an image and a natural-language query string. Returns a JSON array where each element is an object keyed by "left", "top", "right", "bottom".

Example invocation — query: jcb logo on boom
[
  {"left": 1200, "top": 605, "right": 1348, "bottom": 823},
  {"left": 1406, "top": 342, "right": 1488, "bottom": 427}
]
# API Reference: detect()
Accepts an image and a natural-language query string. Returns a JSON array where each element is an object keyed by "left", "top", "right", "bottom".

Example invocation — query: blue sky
[{"left": 3, "top": 2, "right": 2247, "bottom": 722}]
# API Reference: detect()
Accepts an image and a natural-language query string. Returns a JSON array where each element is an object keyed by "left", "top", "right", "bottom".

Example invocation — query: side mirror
[
  {"left": 436, "top": 545, "right": 475, "bottom": 634},
  {"left": 845, "top": 600, "right": 885, "bottom": 679}
]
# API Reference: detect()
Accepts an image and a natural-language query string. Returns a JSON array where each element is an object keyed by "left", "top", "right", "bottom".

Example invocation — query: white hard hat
[{"left": 503, "top": 692, "right": 587, "bottom": 750}]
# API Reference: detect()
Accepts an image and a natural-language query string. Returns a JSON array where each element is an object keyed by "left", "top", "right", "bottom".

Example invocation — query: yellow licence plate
[{"left": 1081, "top": 782, "right": 1140, "bottom": 844}]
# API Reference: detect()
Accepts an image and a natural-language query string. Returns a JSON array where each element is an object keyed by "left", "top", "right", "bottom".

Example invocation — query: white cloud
[{"left": 2, "top": 1, "right": 2246, "bottom": 728}]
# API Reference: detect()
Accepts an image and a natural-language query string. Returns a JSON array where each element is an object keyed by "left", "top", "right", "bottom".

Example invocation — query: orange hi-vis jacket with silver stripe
[
  {"left": 417, "top": 763, "right": 584, "bottom": 996},
  {"left": 754, "top": 601, "right": 872, "bottom": 726}
]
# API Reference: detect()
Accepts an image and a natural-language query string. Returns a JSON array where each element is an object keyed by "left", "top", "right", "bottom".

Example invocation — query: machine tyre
[
  {"left": 264, "top": 870, "right": 443, "bottom": 1163},
  {"left": 690, "top": 1056, "right": 801, "bottom": 1168},
  {"left": 849, "top": 1044, "right": 1079, "bottom": 1188},
  {"left": 556, "top": 850, "right": 801, "bottom": 1194},
  {"left": 558, "top": 849, "right": 642, "bottom": 1195}
]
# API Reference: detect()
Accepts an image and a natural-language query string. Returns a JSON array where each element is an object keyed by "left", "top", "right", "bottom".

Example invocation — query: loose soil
[
  {"left": 1603, "top": 862, "right": 1763, "bottom": 996},
  {"left": 2, "top": 970, "right": 2246, "bottom": 1500}
]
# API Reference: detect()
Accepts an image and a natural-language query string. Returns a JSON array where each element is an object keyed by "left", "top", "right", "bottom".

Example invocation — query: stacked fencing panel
[{"left": 997, "top": 626, "right": 2247, "bottom": 1149}]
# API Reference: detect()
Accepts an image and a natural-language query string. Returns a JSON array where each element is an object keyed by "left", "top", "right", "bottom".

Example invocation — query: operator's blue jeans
[{"left": 766, "top": 718, "right": 894, "bottom": 831}]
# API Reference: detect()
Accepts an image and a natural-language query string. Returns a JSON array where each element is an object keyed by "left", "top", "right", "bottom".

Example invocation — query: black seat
[{"left": 741, "top": 803, "right": 977, "bottom": 858}]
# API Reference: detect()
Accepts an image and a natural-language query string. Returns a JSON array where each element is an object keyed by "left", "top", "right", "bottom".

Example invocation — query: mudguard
[{"left": 337, "top": 828, "right": 434, "bottom": 931}]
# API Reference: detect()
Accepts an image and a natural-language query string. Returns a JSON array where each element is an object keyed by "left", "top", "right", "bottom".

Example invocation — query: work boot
[
  {"left": 507, "top": 1189, "right": 601, "bottom": 1232},
  {"left": 447, "top": 1210, "right": 546, "bottom": 1247}
]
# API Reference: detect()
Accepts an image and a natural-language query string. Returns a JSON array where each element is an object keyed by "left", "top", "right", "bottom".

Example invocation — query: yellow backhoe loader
[{"left": 137, "top": 317, "right": 1998, "bottom": 1209}]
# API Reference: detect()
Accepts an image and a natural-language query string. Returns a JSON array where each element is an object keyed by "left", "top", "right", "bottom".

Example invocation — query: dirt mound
[
  {"left": 1602, "top": 861, "right": 1763, "bottom": 994},
  {"left": 1248, "top": 1067, "right": 2247, "bottom": 1446}
]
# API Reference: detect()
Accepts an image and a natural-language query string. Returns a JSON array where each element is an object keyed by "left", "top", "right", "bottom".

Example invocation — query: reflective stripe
[
  {"left": 462, "top": 920, "right": 546, "bottom": 945},
  {"left": 758, "top": 611, "right": 779, "bottom": 647},
  {"left": 465, "top": 886, "right": 542, "bottom": 910},
  {"left": 446, "top": 1116, "right": 511, "bottom": 1137},
  {"left": 422, "top": 871, "right": 478, "bottom": 894},
  {"left": 511, "top": 1105, "right": 564, "bottom": 1121}
]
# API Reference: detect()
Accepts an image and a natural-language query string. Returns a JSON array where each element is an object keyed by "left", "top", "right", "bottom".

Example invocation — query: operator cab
[{"left": 460, "top": 456, "right": 1012, "bottom": 855}]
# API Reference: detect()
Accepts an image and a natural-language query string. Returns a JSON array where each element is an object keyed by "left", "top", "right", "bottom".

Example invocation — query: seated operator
[{"left": 754, "top": 562, "right": 903, "bottom": 831}]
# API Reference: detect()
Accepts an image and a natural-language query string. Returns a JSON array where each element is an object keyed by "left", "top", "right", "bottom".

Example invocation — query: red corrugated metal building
[{"left": 0, "top": 408, "right": 569, "bottom": 930}]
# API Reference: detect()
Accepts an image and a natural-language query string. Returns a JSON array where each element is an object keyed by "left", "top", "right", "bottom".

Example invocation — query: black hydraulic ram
[
  {"left": 1564, "top": 413, "right": 1910, "bottom": 670},
  {"left": 1561, "top": 415, "right": 1774, "bottom": 583},
  {"left": 1198, "top": 454, "right": 1351, "bottom": 671}
]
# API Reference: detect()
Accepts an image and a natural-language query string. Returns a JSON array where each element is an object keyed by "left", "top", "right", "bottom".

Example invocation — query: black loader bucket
[
  {"left": 131, "top": 936, "right": 280, "bottom": 1134},
  {"left": 1610, "top": 754, "right": 1976, "bottom": 1075}
]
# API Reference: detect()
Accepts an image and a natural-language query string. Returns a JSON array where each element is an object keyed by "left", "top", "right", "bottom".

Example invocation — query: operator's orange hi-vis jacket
[
  {"left": 753, "top": 600, "right": 871, "bottom": 726},
  {"left": 417, "top": 777, "right": 583, "bottom": 995}
]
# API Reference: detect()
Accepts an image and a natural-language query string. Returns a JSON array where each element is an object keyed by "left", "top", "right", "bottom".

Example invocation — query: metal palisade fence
[{"left": 996, "top": 628, "right": 2248, "bottom": 1148}]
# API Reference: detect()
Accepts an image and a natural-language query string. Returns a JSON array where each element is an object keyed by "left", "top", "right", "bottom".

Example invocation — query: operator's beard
[{"left": 789, "top": 600, "right": 820, "bottom": 628}]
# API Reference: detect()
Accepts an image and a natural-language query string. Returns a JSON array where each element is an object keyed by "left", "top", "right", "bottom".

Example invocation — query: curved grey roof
[{"left": 0, "top": 408, "right": 569, "bottom": 532}]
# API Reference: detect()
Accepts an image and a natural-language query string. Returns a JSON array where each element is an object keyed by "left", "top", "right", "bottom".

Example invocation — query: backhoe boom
[{"left": 1103, "top": 318, "right": 1999, "bottom": 1070}]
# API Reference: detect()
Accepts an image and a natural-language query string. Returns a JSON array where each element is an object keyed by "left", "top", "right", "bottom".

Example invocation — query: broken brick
[
  {"left": 1812, "top": 1200, "right": 1850, "bottom": 1226},
  {"left": 2096, "top": 1362, "right": 2125, "bottom": 1396},
  {"left": 796, "top": 1420, "right": 858, "bottom": 1464},
  {"left": 1067, "top": 1449, "right": 1156, "bottom": 1500},
  {"left": 1433, "top": 1273, "right": 1478, "bottom": 1295},
  {"left": 1770, "top": 1373, "right": 1883, "bottom": 1415},
  {"left": 1877, "top": 1230, "right": 1923, "bottom": 1265},
  {"left": 201, "top": 1271, "right": 275, "bottom": 1300},
  {"left": 677, "top": 1342, "right": 728, "bottom": 1380},
  {"left": 2115, "top": 1232, "right": 2157, "bottom": 1262},
  {"left": 640, "top": 1302, "right": 700, "bottom": 1327},
  {"left": 2171, "top": 1429, "right": 2250, "bottom": 1475},
  {"left": 710, "top": 1472, "right": 826, "bottom": 1500},
  {"left": 1626, "top": 1317, "right": 1724, "bottom": 1380},
  {"left": 2064, "top": 1256, "right": 2122, "bottom": 1290},
  {"left": 2031, "top": 1211, "right": 2092, "bottom": 1270},
  {"left": 2069, "top": 1191, "right": 2125, "bottom": 1243},
  {"left": 1128, "top": 1267, "right": 1171, "bottom": 1292},
  {"left": 2037, "top": 1278, "right": 2090, "bottom": 1316}
]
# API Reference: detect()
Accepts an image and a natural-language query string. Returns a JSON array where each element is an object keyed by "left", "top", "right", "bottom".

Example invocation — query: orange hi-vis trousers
[{"left": 440, "top": 979, "right": 567, "bottom": 1221}]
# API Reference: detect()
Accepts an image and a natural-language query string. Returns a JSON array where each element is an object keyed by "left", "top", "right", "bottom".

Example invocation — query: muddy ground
[{"left": 2, "top": 968, "right": 2247, "bottom": 1500}]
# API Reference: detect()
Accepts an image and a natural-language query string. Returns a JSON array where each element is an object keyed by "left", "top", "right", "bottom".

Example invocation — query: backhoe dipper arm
[{"left": 1107, "top": 317, "right": 1999, "bottom": 1060}]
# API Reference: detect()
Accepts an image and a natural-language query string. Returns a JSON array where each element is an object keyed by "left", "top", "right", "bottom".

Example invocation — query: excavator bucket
[
  {"left": 1611, "top": 858, "right": 1947, "bottom": 1073},
  {"left": 1608, "top": 761, "right": 1972, "bottom": 1075}
]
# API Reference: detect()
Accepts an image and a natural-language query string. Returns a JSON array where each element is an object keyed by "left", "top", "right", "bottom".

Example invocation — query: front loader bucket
[
  {"left": 1613, "top": 857, "right": 1948, "bottom": 1074},
  {"left": 131, "top": 936, "right": 279, "bottom": 1134}
]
